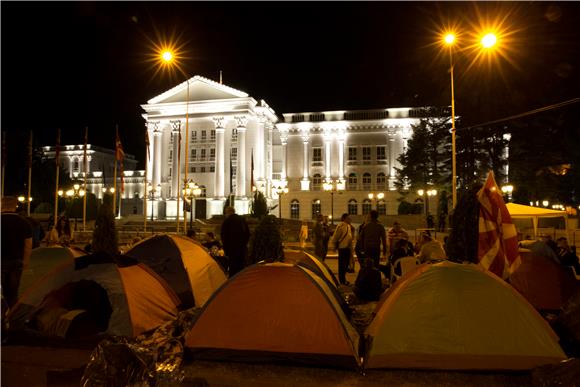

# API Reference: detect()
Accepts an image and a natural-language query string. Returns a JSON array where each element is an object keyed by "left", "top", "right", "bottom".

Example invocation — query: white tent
[{"left": 506, "top": 203, "right": 568, "bottom": 239}]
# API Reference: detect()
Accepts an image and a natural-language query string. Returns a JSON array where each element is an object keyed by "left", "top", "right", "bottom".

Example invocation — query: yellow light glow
[
  {"left": 417, "top": 189, "right": 424, "bottom": 196},
  {"left": 161, "top": 51, "right": 173, "bottom": 63},
  {"left": 444, "top": 33, "right": 456, "bottom": 45},
  {"left": 481, "top": 33, "right": 497, "bottom": 48},
  {"left": 18, "top": 196, "right": 25, "bottom": 202}
]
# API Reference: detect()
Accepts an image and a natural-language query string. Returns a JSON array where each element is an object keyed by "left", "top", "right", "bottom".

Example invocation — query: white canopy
[{"left": 506, "top": 203, "right": 568, "bottom": 239}]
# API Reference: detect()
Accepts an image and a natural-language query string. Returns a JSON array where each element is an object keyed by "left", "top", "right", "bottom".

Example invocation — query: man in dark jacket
[
  {"left": 220, "top": 206, "right": 250, "bottom": 277},
  {"left": 354, "top": 258, "right": 384, "bottom": 301},
  {"left": 359, "top": 210, "right": 387, "bottom": 268}
]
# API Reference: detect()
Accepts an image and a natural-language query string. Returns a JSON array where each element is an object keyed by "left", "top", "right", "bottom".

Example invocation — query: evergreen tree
[
  {"left": 92, "top": 195, "right": 119, "bottom": 256},
  {"left": 248, "top": 215, "right": 284, "bottom": 264},
  {"left": 250, "top": 190, "right": 268, "bottom": 219}
]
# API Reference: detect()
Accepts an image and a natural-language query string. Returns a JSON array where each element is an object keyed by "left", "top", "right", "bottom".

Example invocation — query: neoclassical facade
[{"left": 140, "top": 76, "right": 448, "bottom": 220}]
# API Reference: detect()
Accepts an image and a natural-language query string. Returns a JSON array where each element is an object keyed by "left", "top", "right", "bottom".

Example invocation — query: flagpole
[
  {"left": 113, "top": 126, "right": 118, "bottom": 217},
  {"left": 1, "top": 132, "right": 6, "bottom": 200},
  {"left": 83, "top": 127, "right": 88, "bottom": 231},
  {"left": 53, "top": 128, "right": 61, "bottom": 227},
  {"left": 182, "top": 79, "right": 190, "bottom": 233},
  {"left": 144, "top": 125, "right": 148, "bottom": 233},
  {"left": 27, "top": 131, "right": 33, "bottom": 216}
]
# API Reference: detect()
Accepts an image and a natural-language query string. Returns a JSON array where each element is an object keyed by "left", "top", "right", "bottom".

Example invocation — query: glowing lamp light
[
  {"left": 417, "top": 189, "right": 425, "bottom": 196},
  {"left": 481, "top": 33, "right": 497, "bottom": 48},
  {"left": 161, "top": 50, "right": 173, "bottom": 63},
  {"left": 444, "top": 33, "right": 456, "bottom": 45},
  {"left": 18, "top": 196, "right": 25, "bottom": 203},
  {"left": 542, "top": 200, "right": 549, "bottom": 207},
  {"left": 377, "top": 192, "right": 385, "bottom": 200}
]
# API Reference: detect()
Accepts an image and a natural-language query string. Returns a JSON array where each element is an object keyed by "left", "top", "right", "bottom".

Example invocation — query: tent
[
  {"left": 10, "top": 254, "right": 180, "bottom": 338},
  {"left": 283, "top": 249, "right": 339, "bottom": 287},
  {"left": 19, "top": 246, "right": 86, "bottom": 295},
  {"left": 125, "top": 234, "right": 227, "bottom": 309},
  {"left": 185, "top": 263, "right": 360, "bottom": 368},
  {"left": 364, "top": 261, "right": 566, "bottom": 370},
  {"left": 510, "top": 249, "right": 580, "bottom": 311},
  {"left": 506, "top": 203, "right": 567, "bottom": 239}
]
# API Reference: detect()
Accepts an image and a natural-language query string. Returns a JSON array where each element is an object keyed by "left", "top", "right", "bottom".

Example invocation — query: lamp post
[
  {"left": 147, "top": 182, "right": 161, "bottom": 223},
  {"left": 417, "top": 189, "right": 437, "bottom": 227},
  {"left": 443, "top": 31, "right": 498, "bottom": 209},
  {"left": 323, "top": 180, "right": 345, "bottom": 225},
  {"left": 17, "top": 195, "right": 33, "bottom": 215},
  {"left": 183, "top": 180, "right": 202, "bottom": 231},
  {"left": 59, "top": 183, "right": 86, "bottom": 231},
  {"left": 367, "top": 192, "right": 385, "bottom": 212},
  {"left": 501, "top": 184, "right": 514, "bottom": 202},
  {"left": 274, "top": 185, "right": 289, "bottom": 220}
]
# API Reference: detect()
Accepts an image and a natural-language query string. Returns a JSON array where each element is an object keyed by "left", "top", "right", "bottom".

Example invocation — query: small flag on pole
[
  {"left": 116, "top": 126, "right": 125, "bottom": 193},
  {"left": 477, "top": 171, "right": 521, "bottom": 279}
]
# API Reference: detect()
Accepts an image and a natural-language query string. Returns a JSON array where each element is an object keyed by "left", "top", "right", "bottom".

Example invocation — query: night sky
[{"left": 2, "top": 2, "right": 579, "bottom": 168}]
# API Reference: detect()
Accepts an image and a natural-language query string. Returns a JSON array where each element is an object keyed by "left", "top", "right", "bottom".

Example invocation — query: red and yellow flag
[{"left": 477, "top": 171, "right": 521, "bottom": 279}]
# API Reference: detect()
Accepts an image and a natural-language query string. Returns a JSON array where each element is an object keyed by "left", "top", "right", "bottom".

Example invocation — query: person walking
[
  {"left": 1, "top": 197, "right": 33, "bottom": 308},
  {"left": 220, "top": 206, "right": 250, "bottom": 277},
  {"left": 330, "top": 213, "right": 354, "bottom": 285},
  {"left": 359, "top": 210, "right": 387, "bottom": 268}
]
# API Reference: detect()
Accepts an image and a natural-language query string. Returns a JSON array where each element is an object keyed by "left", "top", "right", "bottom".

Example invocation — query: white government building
[{"left": 44, "top": 76, "right": 450, "bottom": 221}]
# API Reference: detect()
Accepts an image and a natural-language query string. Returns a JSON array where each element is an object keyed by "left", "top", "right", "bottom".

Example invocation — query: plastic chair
[{"left": 390, "top": 256, "right": 421, "bottom": 284}]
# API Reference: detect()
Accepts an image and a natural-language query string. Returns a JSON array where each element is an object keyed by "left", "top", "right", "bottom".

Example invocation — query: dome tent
[
  {"left": 283, "top": 249, "right": 339, "bottom": 287},
  {"left": 185, "top": 263, "right": 361, "bottom": 368},
  {"left": 364, "top": 261, "right": 566, "bottom": 370},
  {"left": 10, "top": 253, "right": 180, "bottom": 338},
  {"left": 125, "top": 234, "right": 227, "bottom": 309}
]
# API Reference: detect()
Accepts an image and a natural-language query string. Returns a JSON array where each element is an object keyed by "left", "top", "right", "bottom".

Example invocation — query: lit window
[
  {"left": 348, "top": 199, "right": 358, "bottom": 215},
  {"left": 312, "top": 174, "right": 322, "bottom": 190},
  {"left": 362, "top": 173, "right": 371, "bottom": 189},
  {"left": 348, "top": 147, "right": 357, "bottom": 161},
  {"left": 290, "top": 200, "right": 300, "bottom": 219},
  {"left": 312, "top": 199, "right": 321, "bottom": 219}
]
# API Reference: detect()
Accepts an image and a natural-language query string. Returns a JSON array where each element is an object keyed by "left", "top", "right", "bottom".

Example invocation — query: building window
[
  {"left": 377, "top": 200, "right": 387, "bottom": 215},
  {"left": 210, "top": 165, "right": 215, "bottom": 172},
  {"left": 231, "top": 148, "right": 238, "bottom": 161},
  {"left": 377, "top": 172, "right": 386, "bottom": 189},
  {"left": 191, "top": 149, "right": 197, "bottom": 160},
  {"left": 169, "top": 150, "right": 173, "bottom": 162},
  {"left": 200, "top": 149, "right": 206, "bottom": 160},
  {"left": 290, "top": 200, "right": 300, "bottom": 219},
  {"left": 191, "top": 131, "right": 197, "bottom": 143},
  {"left": 348, "top": 147, "right": 357, "bottom": 161},
  {"left": 201, "top": 130, "right": 207, "bottom": 142},
  {"left": 348, "top": 199, "right": 358, "bottom": 215},
  {"left": 313, "top": 148, "right": 322, "bottom": 162},
  {"left": 362, "top": 172, "right": 372, "bottom": 189},
  {"left": 312, "top": 174, "right": 322, "bottom": 190},
  {"left": 210, "top": 130, "right": 216, "bottom": 141},
  {"left": 312, "top": 199, "right": 321, "bottom": 219},
  {"left": 200, "top": 166, "right": 206, "bottom": 173},
  {"left": 377, "top": 146, "right": 386, "bottom": 160},
  {"left": 210, "top": 148, "right": 215, "bottom": 161},
  {"left": 190, "top": 166, "right": 196, "bottom": 173},
  {"left": 348, "top": 173, "right": 357, "bottom": 190},
  {"left": 73, "top": 159, "right": 80, "bottom": 172},
  {"left": 169, "top": 168, "right": 172, "bottom": 177},
  {"left": 362, "top": 199, "right": 372, "bottom": 215},
  {"left": 232, "top": 128, "right": 238, "bottom": 142},
  {"left": 362, "top": 146, "right": 371, "bottom": 161}
]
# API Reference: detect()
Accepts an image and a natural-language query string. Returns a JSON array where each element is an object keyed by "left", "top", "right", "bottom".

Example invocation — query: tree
[
  {"left": 248, "top": 215, "right": 284, "bottom": 264},
  {"left": 92, "top": 195, "right": 119, "bottom": 255},
  {"left": 250, "top": 190, "right": 268, "bottom": 219}
]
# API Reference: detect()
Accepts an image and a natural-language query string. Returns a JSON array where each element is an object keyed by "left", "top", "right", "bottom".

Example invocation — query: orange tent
[
  {"left": 510, "top": 250, "right": 580, "bottom": 311},
  {"left": 365, "top": 261, "right": 566, "bottom": 370},
  {"left": 185, "top": 263, "right": 360, "bottom": 368},
  {"left": 283, "top": 249, "right": 339, "bottom": 287}
]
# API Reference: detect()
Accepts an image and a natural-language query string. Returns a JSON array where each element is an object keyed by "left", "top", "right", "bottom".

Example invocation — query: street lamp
[
  {"left": 501, "top": 184, "right": 514, "bottom": 202},
  {"left": 183, "top": 180, "right": 202, "bottom": 231},
  {"left": 417, "top": 189, "right": 437, "bottom": 227},
  {"left": 368, "top": 192, "right": 385, "bottom": 211},
  {"left": 442, "top": 30, "right": 497, "bottom": 210},
  {"left": 17, "top": 195, "right": 33, "bottom": 215},
  {"left": 59, "top": 183, "right": 85, "bottom": 230},
  {"left": 324, "top": 180, "right": 345, "bottom": 225},
  {"left": 274, "top": 185, "right": 289, "bottom": 220},
  {"left": 147, "top": 182, "right": 161, "bottom": 223}
]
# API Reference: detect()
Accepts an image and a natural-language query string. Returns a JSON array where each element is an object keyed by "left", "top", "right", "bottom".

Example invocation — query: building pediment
[{"left": 147, "top": 75, "right": 248, "bottom": 104}]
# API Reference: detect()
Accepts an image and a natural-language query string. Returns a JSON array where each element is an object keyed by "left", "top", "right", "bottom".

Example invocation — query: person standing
[
  {"left": 299, "top": 221, "right": 309, "bottom": 249},
  {"left": 359, "top": 210, "right": 387, "bottom": 268},
  {"left": 313, "top": 214, "right": 329, "bottom": 261},
  {"left": 1, "top": 197, "right": 33, "bottom": 308},
  {"left": 221, "top": 206, "right": 250, "bottom": 277},
  {"left": 330, "top": 213, "right": 354, "bottom": 285}
]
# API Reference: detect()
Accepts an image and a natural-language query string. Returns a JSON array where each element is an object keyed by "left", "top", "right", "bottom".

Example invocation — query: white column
[
  {"left": 338, "top": 138, "right": 345, "bottom": 180},
  {"left": 255, "top": 116, "right": 266, "bottom": 191},
  {"left": 280, "top": 131, "right": 288, "bottom": 181},
  {"left": 324, "top": 131, "right": 332, "bottom": 180},
  {"left": 86, "top": 156, "right": 92, "bottom": 174},
  {"left": 235, "top": 116, "right": 247, "bottom": 197},
  {"left": 171, "top": 122, "right": 181, "bottom": 198},
  {"left": 153, "top": 129, "right": 162, "bottom": 189},
  {"left": 301, "top": 132, "right": 310, "bottom": 190},
  {"left": 387, "top": 129, "right": 396, "bottom": 190},
  {"left": 146, "top": 122, "right": 157, "bottom": 184},
  {"left": 503, "top": 132, "right": 511, "bottom": 183},
  {"left": 213, "top": 117, "right": 225, "bottom": 198}
]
